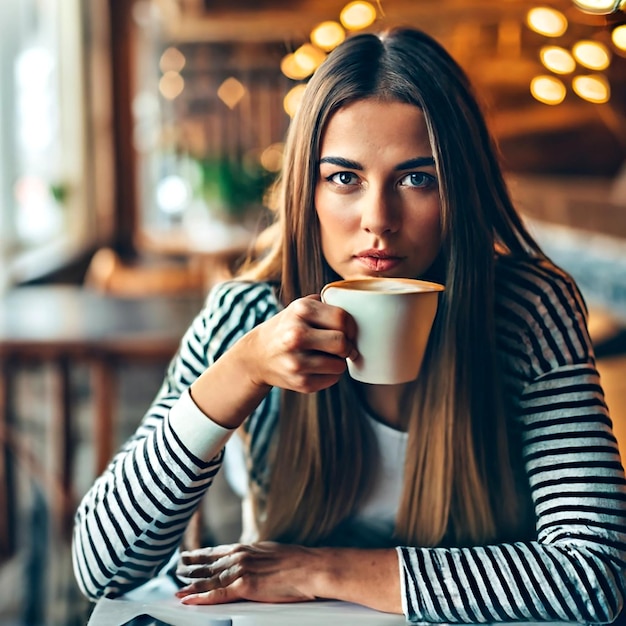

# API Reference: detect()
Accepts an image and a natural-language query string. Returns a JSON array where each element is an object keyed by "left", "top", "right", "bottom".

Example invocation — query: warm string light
[
  {"left": 311, "top": 21, "right": 346, "bottom": 51},
  {"left": 293, "top": 44, "right": 327, "bottom": 75},
  {"left": 572, "top": 74, "right": 610, "bottom": 102},
  {"left": 572, "top": 40, "right": 611, "bottom": 70},
  {"left": 530, "top": 75, "right": 567, "bottom": 104},
  {"left": 526, "top": 7, "right": 568, "bottom": 37},
  {"left": 280, "top": 54, "right": 314, "bottom": 80},
  {"left": 340, "top": 1, "right": 377, "bottom": 30},
  {"left": 527, "top": 4, "right": 621, "bottom": 105},
  {"left": 540, "top": 46, "right": 576, "bottom": 74},
  {"left": 571, "top": 0, "right": 625, "bottom": 15},
  {"left": 280, "top": 1, "right": 378, "bottom": 118},
  {"left": 613, "top": 24, "right": 626, "bottom": 50}
]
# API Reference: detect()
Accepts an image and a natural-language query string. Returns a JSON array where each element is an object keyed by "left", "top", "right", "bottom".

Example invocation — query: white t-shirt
[{"left": 223, "top": 410, "right": 408, "bottom": 543}]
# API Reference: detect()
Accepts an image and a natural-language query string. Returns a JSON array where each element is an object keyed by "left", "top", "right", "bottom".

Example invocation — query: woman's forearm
[{"left": 311, "top": 547, "right": 402, "bottom": 613}]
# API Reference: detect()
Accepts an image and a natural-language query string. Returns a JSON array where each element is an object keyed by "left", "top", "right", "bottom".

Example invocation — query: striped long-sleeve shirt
[{"left": 72, "top": 254, "right": 626, "bottom": 623}]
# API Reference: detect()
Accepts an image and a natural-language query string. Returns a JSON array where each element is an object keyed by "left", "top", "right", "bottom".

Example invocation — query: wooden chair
[{"left": 84, "top": 247, "right": 206, "bottom": 297}]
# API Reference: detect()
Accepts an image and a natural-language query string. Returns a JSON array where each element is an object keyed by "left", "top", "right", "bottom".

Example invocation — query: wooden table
[{"left": 0, "top": 285, "right": 203, "bottom": 557}]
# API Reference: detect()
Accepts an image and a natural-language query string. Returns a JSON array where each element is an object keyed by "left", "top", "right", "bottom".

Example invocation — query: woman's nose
[{"left": 360, "top": 188, "right": 400, "bottom": 235}]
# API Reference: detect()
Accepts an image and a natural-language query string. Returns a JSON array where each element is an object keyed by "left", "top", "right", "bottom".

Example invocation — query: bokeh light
[
  {"left": 156, "top": 175, "right": 191, "bottom": 215},
  {"left": 539, "top": 46, "right": 576, "bottom": 74},
  {"left": 280, "top": 53, "right": 315, "bottom": 80},
  {"left": 572, "top": 74, "right": 610, "bottom": 103},
  {"left": 311, "top": 21, "right": 346, "bottom": 51},
  {"left": 260, "top": 143, "right": 285, "bottom": 172},
  {"left": 293, "top": 43, "right": 326, "bottom": 75},
  {"left": 159, "top": 47, "right": 186, "bottom": 73},
  {"left": 526, "top": 7, "right": 568, "bottom": 37},
  {"left": 572, "top": 0, "right": 623, "bottom": 14},
  {"left": 159, "top": 71, "right": 184, "bottom": 100},
  {"left": 283, "top": 84, "right": 307, "bottom": 117},
  {"left": 217, "top": 77, "right": 247, "bottom": 109},
  {"left": 340, "top": 1, "right": 377, "bottom": 31},
  {"left": 530, "top": 75, "right": 567, "bottom": 104},
  {"left": 612, "top": 25, "right": 626, "bottom": 51},
  {"left": 572, "top": 40, "right": 611, "bottom": 70}
]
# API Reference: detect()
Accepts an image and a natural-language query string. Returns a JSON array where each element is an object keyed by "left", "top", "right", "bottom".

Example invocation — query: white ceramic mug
[{"left": 321, "top": 277, "right": 444, "bottom": 385}]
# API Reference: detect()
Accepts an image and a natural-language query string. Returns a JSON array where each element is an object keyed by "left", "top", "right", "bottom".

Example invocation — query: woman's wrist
[
  {"left": 190, "top": 335, "right": 271, "bottom": 430},
  {"left": 304, "top": 547, "right": 336, "bottom": 599},
  {"left": 169, "top": 388, "right": 234, "bottom": 460},
  {"left": 309, "top": 547, "right": 403, "bottom": 613}
]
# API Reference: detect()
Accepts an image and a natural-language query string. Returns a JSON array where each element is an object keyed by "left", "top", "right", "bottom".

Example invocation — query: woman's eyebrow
[
  {"left": 395, "top": 156, "right": 435, "bottom": 170},
  {"left": 319, "top": 156, "right": 363, "bottom": 169}
]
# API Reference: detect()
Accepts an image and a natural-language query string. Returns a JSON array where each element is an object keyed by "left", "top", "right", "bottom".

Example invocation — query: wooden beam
[{"left": 108, "top": 0, "right": 138, "bottom": 259}]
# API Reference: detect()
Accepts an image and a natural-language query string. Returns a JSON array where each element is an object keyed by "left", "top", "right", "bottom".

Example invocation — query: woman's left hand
[{"left": 175, "top": 541, "right": 320, "bottom": 605}]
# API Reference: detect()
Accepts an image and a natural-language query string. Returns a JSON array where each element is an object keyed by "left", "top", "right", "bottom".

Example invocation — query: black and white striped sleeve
[
  {"left": 71, "top": 280, "right": 278, "bottom": 601},
  {"left": 398, "top": 260, "right": 626, "bottom": 623}
]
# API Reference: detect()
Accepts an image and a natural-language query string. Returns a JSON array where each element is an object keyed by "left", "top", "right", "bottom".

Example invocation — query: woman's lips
[{"left": 355, "top": 251, "right": 403, "bottom": 272}]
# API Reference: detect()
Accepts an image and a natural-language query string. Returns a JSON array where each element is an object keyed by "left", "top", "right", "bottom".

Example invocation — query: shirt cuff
[
  {"left": 396, "top": 546, "right": 410, "bottom": 620},
  {"left": 168, "top": 387, "right": 234, "bottom": 460}
]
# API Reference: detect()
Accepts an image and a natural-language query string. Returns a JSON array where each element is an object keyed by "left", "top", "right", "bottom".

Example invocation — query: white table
[
  {"left": 87, "top": 577, "right": 408, "bottom": 625},
  {"left": 88, "top": 597, "right": 414, "bottom": 625}
]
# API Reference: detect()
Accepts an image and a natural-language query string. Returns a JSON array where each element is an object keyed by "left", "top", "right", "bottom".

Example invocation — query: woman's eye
[
  {"left": 327, "top": 171, "right": 359, "bottom": 186},
  {"left": 399, "top": 172, "right": 436, "bottom": 188}
]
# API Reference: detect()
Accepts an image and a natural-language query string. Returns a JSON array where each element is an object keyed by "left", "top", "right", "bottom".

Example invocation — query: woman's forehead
[{"left": 319, "top": 99, "right": 433, "bottom": 158}]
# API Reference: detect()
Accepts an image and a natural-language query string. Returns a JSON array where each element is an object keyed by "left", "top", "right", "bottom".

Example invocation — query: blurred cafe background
[{"left": 0, "top": 0, "right": 625, "bottom": 623}]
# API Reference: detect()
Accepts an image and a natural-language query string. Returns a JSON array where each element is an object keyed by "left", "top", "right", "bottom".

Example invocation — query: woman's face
[{"left": 314, "top": 98, "right": 442, "bottom": 280}]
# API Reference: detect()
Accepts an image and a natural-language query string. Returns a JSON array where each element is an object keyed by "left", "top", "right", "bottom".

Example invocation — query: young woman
[{"left": 72, "top": 27, "right": 626, "bottom": 623}]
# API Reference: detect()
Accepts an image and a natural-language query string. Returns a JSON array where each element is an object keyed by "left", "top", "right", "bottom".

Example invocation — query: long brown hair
[{"left": 240, "top": 27, "right": 543, "bottom": 547}]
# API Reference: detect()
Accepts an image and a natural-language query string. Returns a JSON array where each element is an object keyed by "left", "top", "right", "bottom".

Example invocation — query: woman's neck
[{"left": 354, "top": 380, "right": 411, "bottom": 431}]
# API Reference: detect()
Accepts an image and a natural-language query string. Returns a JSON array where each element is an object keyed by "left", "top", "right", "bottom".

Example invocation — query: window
[{"left": 0, "top": 0, "right": 98, "bottom": 288}]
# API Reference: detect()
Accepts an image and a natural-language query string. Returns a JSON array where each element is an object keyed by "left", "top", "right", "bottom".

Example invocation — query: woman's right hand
[
  {"left": 239, "top": 294, "right": 358, "bottom": 394},
  {"left": 189, "top": 294, "right": 357, "bottom": 430}
]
